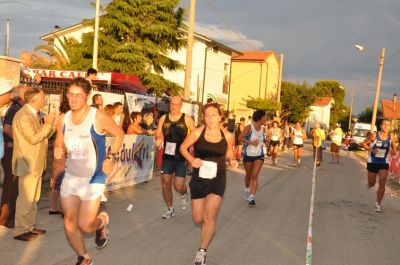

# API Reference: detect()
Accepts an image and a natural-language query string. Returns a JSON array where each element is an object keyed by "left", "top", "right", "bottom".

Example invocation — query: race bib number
[
  {"left": 199, "top": 160, "right": 218, "bottom": 179},
  {"left": 164, "top": 142, "right": 176, "bottom": 156},
  {"left": 247, "top": 145, "right": 262, "bottom": 156},
  {"left": 375, "top": 149, "right": 386, "bottom": 158},
  {"left": 68, "top": 138, "right": 86, "bottom": 160}
]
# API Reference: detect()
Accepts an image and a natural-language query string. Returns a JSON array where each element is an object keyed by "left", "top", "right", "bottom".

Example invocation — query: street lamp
[{"left": 354, "top": 44, "right": 385, "bottom": 132}]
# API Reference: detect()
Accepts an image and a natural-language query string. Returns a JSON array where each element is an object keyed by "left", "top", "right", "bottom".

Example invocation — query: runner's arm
[
  {"left": 224, "top": 131, "right": 235, "bottom": 161},
  {"left": 238, "top": 125, "right": 251, "bottom": 144},
  {"left": 185, "top": 115, "right": 196, "bottom": 131},
  {"left": 179, "top": 127, "right": 203, "bottom": 167},
  {"left": 96, "top": 110, "right": 125, "bottom": 154},
  {"left": 53, "top": 114, "right": 66, "bottom": 159},
  {"left": 362, "top": 132, "right": 375, "bottom": 151},
  {"left": 155, "top": 115, "right": 166, "bottom": 140}
]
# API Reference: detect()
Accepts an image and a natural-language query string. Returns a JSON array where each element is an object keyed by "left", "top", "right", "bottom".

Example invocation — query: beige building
[{"left": 228, "top": 51, "right": 280, "bottom": 120}]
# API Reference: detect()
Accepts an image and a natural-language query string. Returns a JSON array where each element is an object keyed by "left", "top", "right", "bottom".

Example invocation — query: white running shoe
[
  {"left": 375, "top": 202, "right": 382, "bottom": 213},
  {"left": 244, "top": 188, "right": 250, "bottom": 201},
  {"left": 298, "top": 158, "right": 301, "bottom": 164},
  {"left": 194, "top": 250, "right": 207, "bottom": 265},
  {"left": 182, "top": 191, "right": 189, "bottom": 210},
  {"left": 162, "top": 208, "right": 175, "bottom": 219}
]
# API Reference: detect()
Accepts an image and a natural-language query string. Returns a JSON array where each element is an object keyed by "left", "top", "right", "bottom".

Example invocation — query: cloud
[{"left": 195, "top": 23, "right": 264, "bottom": 50}]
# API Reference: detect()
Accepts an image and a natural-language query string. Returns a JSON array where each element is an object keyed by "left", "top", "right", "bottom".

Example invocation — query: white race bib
[
  {"left": 375, "top": 149, "right": 386, "bottom": 158},
  {"left": 164, "top": 142, "right": 176, "bottom": 156},
  {"left": 247, "top": 144, "right": 262, "bottom": 156},
  {"left": 199, "top": 160, "right": 218, "bottom": 179},
  {"left": 68, "top": 138, "right": 86, "bottom": 160}
]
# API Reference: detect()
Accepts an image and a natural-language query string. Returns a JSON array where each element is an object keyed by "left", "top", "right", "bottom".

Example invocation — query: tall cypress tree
[{"left": 68, "top": 0, "right": 185, "bottom": 95}]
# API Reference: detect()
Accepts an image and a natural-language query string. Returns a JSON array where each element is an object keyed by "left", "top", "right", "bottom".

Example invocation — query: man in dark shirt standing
[{"left": 0, "top": 85, "right": 27, "bottom": 228}]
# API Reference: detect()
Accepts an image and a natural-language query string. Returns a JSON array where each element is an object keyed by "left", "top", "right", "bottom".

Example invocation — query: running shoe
[
  {"left": 375, "top": 202, "right": 382, "bottom": 213},
  {"left": 248, "top": 199, "right": 256, "bottom": 206},
  {"left": 244, "top": 188, "right": 250, "bottom": 201},
  {"left": 182, "top": 191, "right": 189, "bottom": 210},
  {"left": 95, "top": 212, "right": 109, "bottom": 249},
  {"left": 76, "top": 256, "right": 93, "bottom": 265},
  {"left": 162, "top": 208, "right": 175, "bottom": 219},
  {"left": 194, "top": 250, "right": 207, "bottom": 265},
  {"left": 298, "top": 158, "right": 301, "bottom": 164}
]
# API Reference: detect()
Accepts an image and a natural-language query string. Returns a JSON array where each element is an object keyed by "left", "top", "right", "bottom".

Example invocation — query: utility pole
[
  {"left": 183, "top": 0, "right": 196, "bottom": 101},
  {"left": 348, "top": 87, "right": 355, "bottom": 130},
  {"left": 276, "top": 53, "right": 284, "bottom": 118},
  {"left": 92, "top": 0, "right": 100, "bottom": 70},
  {"left": 370, "top": 48, "right": 385, "bottom": 132},
  {"left": 4, "top": 19, "right": 10, "bottom": 56}
]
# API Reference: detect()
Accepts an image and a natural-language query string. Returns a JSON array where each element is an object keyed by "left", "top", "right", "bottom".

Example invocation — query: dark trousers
[
  {"left": 313, "top": 145, "right": 323, "bottom": 163},
  {"left": 0, "top": 145, "right": 19, "bottom": 226}
]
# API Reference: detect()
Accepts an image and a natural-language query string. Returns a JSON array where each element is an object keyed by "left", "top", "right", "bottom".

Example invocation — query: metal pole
[
  {"left": 276, "top": 53, "right": 284, "bottom": 117},
  {"left": 201, "top": 46, "right": 208, "bottom": 105},
  {"left": 348, "top": 87, "right": 355, "bottom": 131},
  {"left": 183, "top": 0, "right": 196, "bottom": 101},
  {"left": 371, "top": 48, "right": 385, "bottom": 132},
  {"left": 92, "top": 0, "right": 100, "bottom": 69},
  {"left": 5, "top": 19, "right": 10, "bottom": 56}
]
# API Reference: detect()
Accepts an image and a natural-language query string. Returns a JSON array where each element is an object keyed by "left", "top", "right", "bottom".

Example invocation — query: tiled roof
[
  {"left": 233, "top": 51, "right": 277, "bottom": 62},
  {"left": 313, "top": 97, "right": 334, "bottom": 107},
  {"left": 381, "top": 99, "right": 400, "bottom": 119}
]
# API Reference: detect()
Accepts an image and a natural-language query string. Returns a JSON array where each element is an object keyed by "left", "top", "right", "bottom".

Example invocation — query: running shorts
[
  {"left": 60, "top": 175, "right": 105, "bottom": 201},
  {"left": 367, "top": 163, "right": 389, "bottom": 173},
  {"left": 293, "top": 144, "right": 304, "bottom": 149},
  {"left": 243, "top": 155, "right": 265, "bottom": 163},
  {"left": 331, "top": 143, "right": 340, "bottom": 153},
  {"left": 270, "top": 140, "right": 280, "bottom": 147},
  {"left": 161, "top": 159, "right": 187, "bottom": 177}
]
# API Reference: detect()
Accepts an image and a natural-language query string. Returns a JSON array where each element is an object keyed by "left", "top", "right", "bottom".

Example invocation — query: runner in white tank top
[
  {"left": 268, "top": 121, "right": 282, "bottom": 165},
  {"left": 54, "top": 78, "right": 124, "bottom": 265},
  {"left": 291, "top": 122, "right": 306, "bottom": 167}
]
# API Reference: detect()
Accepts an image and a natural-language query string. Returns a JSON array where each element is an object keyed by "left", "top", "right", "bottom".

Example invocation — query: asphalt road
[{"left": 1, "top": 143, "right": 399, "bottom": 265}]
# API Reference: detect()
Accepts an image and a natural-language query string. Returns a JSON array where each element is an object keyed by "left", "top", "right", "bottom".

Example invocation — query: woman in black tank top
[{"left": 180, "top": 103, "right": 236, "bottom": 265}]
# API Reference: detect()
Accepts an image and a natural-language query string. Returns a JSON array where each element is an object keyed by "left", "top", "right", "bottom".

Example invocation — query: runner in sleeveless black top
[
  {"left": 155, "top": 96, "right": 195, "bottom": 219},
  {"left": 180, "top": 103, "right": 236, "bottom": 265}
]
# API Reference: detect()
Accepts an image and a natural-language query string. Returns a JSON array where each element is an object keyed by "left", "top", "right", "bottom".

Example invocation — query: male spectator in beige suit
[{"left": 12, "top": 87, "right": 57, "bottom": 241}]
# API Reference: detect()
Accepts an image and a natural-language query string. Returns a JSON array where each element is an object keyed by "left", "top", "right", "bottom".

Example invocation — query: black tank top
[
  {"left": 162, "top": 113, "right": 188, "bottom": 160},
  {"left": 193, "top": 128, "right": 227, "bottom": 180}
]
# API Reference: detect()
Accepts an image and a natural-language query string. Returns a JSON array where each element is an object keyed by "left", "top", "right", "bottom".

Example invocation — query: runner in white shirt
[
  {"left": 330, "top": 123, "right": 343, "bottom": 164},
  {"left": 268, "top": 121, "right": 282, "bottom": 165},
  {"left": 291, "top": 122, "right": 307, "bottom": 167}
]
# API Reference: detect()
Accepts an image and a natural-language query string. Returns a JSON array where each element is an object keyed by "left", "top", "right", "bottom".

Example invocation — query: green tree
[
  {"left": 280, "top": 81, "right": 316, "bottom": 123},
  {"left": 358, "top": 106, "right": 383, "bottom": 123},
  {"left": 245, "top": 97, "right": 281, "bottom": 115},
  {"left": 68, "top": 0, "right": 185, "bottom": 95},
  {"left": 313, "top": 80, "right": 347, "bottom": 127}
]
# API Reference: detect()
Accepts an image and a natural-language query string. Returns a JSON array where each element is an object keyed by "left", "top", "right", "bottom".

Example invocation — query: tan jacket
[{"left": 12, "top": 105, "right": 55, "bottom": 177}]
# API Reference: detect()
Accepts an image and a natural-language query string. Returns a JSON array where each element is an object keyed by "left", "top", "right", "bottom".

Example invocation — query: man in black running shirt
[{"left": 156, "top": 96, "right": 195, "bottom": 219}]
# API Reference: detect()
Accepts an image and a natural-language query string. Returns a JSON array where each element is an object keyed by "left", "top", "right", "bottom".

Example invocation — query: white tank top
[
  {"left": 63, "top": 107, "right": 106, "bottom": 183},
  {"left": 245, "top": 123, "right": 265, "bottom": 156},
  {"left": 271, "top": 128, "right": 281, "bottom": 141},
  {"left": 293, "top": 129, "right": 304, "bottom": 145}
]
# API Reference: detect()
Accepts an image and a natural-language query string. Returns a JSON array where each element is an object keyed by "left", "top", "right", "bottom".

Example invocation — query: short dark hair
[
  {"left": 24, "top": 87, "right": 43, "bottom": 103},
  {"left": 87, "top": 68, "right": 97, "bottom": 76},
  {"left": 206, "top": 98, "right": 213, "bottom": 103},
  {"left": 92, "top": 94, "right": 102, "bottom": 105},
  {"left": 252, "top": 110, "right": 266, "bottom": 122},
  {"left": 130, "top": 111, "right": 141, "bottom": 122},
  {"left": 240, "top": 117, "right": 245, "bottom": 122},
  {"left": 69, "top": 77, "right": 92, "bottom": 94},
  {"left": 380, "top": 118, "right": 390, "bottom": 125},
  {"left": 203, "top": 103, "right": 221, "bottom": 116},
  {"left": 114, "top": 102, "right": 123, "bottom": 108}
]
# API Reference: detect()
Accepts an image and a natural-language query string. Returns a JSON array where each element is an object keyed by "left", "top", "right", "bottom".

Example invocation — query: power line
[{"left": 204, "top": 0, "right": 257, "bottom": 50}]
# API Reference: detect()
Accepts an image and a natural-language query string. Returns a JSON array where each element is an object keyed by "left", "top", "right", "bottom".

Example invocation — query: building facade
[
  {"left": 305, "top": 97, "right": 334, "bottom": 133},
  {"left": 40, "top": 23, "right": 239, "bottom": 108},
  {"left": 228, "top": 51, "right": 280, "bottom": 120}
]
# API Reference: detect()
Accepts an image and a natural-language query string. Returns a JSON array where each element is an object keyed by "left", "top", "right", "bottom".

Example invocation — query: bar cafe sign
[{"left": 32, "top": 69, "right": 112, "bottom": 83}]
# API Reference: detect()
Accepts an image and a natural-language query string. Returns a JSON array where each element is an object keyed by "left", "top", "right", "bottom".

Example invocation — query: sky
[{"left": 1, "top": 0, "right": 400, "bottom": 114}]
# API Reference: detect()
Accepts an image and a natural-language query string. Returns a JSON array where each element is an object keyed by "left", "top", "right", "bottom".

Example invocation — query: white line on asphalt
[{"left": 306, "top": 147, "right": 318, "bottom": 265}]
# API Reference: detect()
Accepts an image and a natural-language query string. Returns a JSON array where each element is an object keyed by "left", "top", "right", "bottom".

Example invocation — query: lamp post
[
  {"left": 92, "top": 0, "right": 100, "bottom": 69},
  {"left": 355, "top": 45, "right": 385, "bottom": 132}
]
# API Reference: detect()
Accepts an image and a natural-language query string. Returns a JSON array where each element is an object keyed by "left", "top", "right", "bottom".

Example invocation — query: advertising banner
[
  {"left": 125, "top": 93, "right": 156, "bottom": 113},
  {"left": 105, "top": 135, "right": 155, "bottom": 191}
]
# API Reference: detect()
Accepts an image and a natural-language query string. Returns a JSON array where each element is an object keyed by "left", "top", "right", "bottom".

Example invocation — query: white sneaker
[
  {"left": 182, "top": 192, "right": 189, "bottom": 210},
  {"left": 162, "top": 208, "right": 175, "bottom": 219},
  {"left": 298, "top": 158, "right": 301, "bottom": 164},
  {"left": 244, "top": 188, "right": 250, "bottom": 201},
  {"left": 375, "top": 202, "right": 382, "bottom": 213},
  {"left": 194, "top": 250, "right": 207, "bottom": 265}
]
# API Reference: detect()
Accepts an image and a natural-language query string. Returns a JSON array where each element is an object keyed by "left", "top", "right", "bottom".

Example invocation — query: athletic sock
[{"left": 199, "top": 248, "right": 207, "bottom": 252}]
